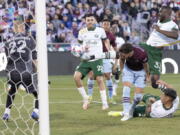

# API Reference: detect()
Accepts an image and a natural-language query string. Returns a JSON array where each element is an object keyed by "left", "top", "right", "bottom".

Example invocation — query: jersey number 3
[{"left": 9, "top": 40, "right": 26, "bottom": 54}]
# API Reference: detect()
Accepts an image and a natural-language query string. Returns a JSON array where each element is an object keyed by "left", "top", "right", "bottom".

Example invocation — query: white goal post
[{"left": 35, "top": 0, "right": 50, "bottom": 135}]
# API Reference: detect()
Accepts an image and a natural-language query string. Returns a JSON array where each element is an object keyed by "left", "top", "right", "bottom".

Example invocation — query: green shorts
[
  {"left": 133, "top": 105, "right": 146, "bottom": 117},
  {"left": 142, "top": 93, "right": 160, "bottom": 104},
  {"left": 140, "top": 43, "right": 162, "bottom": 75},
  {"left": 133, "top": 94, "right": 160, "bottom": 117},
  {"left": 76, "top": 59, "right": 103, "bottom": 79}
]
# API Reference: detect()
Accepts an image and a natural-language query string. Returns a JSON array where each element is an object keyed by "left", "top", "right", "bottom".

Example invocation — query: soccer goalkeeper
[{"left": 2, "top": 15, "right": 39, "bottom": 121}]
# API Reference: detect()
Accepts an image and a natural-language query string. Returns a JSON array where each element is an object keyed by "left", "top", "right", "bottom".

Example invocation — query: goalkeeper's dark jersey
[{"left": 5, "top": 33, "right": 37, "bottom": 73}]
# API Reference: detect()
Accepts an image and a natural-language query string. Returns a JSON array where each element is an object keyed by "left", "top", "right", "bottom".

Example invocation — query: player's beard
[
  {"left": 87, "top": 23, "right": 94, "bottom": 29},
  {"left": 159, "top": 16, "right": 166, "bottom": 23}
]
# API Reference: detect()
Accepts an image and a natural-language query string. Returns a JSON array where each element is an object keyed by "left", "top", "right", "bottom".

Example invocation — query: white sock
[
  {"left": 113, "top": 83, "right": 118, "bottom": 95},
  {"left": 4, "top": 108, "right": 10, "bottom": 114},
  {"left": 77, "top": 87, "right": 88, "bottom": 100},
  {"left": 33, "top": 108, "right": 39, "bottom": 114},
  {"left": 100, "top": 90, "right": 108, "bottom": 106},
  {"left": 113, "top": 79, "right": 119, "bottom": 94}
]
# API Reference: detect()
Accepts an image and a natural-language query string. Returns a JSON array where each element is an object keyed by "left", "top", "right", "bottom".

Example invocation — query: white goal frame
[{"left": 35, "top": 0, "right": 50, "bottom": 135}]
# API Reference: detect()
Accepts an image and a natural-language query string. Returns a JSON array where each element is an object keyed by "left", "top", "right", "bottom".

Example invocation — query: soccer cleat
[
  {"left": 31, "top": 111, "right": 39, "bottom": 121},
  {"left": 2, "top": 113, "right": 10, "bottom": 121},
  {"left": 108, "top": 111, "right": 124, "bottom": 117},
  {"left": 82, "top": 99, "right": 90, "bottom": 110},
  {"left": 121, "top": 113, "right": 133, "bottom": 121},
  {"left": 102, "top": 104, "right": 109, "bottom": 110},
  {"left": 109, "top": 98, "right": 117, "bottom": 105}
]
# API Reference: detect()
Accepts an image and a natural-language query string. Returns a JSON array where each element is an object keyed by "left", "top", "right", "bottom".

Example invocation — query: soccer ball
[{"left": 71, "top": 44, "right": 84, "bottom": 57}]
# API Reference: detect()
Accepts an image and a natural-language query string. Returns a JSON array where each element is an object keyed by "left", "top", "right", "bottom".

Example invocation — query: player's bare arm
[
  {"left": 119, "top": 56, "right": 125, "bottom": 70},
  {"left": 153, "top": 25, "right": 178, "bottom": 39},
  {"left": 143, "top": 62, "right": 150, "bottom": 82},
  {"left": 103, "top": 38, "right": 111, "bottom": 51}
]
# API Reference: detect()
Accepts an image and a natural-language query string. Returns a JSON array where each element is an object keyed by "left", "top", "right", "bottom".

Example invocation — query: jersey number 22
[{"left": 9, "top": 40, "right": 26, "bottom": 54}]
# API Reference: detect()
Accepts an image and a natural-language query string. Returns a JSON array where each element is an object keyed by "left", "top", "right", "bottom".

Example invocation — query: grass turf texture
[{"left": 0, "top": 74, "right": 180, "bottom": 135}]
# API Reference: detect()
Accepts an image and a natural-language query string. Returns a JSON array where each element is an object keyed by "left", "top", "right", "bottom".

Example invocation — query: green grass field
[{"left": 0, "top": 74, "right": 180, "bottom": 135}]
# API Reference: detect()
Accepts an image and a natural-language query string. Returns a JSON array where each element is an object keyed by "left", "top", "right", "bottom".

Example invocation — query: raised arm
[{"left": 156, "top": 80, "right": 173, "bottom": 89}]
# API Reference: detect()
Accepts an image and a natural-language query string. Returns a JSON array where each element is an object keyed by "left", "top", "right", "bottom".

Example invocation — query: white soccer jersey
[
  {"left": 115, "top": 37, "right": 125, "bottom": 50},
  {"left": 150, "top": 96, "right": 179, "bottom": 118},
  {"left": 78, "top": 27, "right": 106, "bottom": 59},
  {"left": 147, "top": 20, "right": 179, "bottom": 47}
]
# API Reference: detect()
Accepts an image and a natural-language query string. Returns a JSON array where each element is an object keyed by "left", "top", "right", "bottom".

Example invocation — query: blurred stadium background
[
  {"left": 0, "top": 0, "right": 180, "bottom": 135},
  {"left": 0, "top": 0, "right": 180, "bottom": 75}
]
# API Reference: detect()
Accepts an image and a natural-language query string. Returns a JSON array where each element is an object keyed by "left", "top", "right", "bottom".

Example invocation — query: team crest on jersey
[{"left": 79, "top": 28, "right": 88, "bottom": 35}]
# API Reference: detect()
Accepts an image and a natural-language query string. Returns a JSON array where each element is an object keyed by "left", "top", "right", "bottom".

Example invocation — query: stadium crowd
[{"left": 0, "top": 0, "right": 179, "bottom": 51}]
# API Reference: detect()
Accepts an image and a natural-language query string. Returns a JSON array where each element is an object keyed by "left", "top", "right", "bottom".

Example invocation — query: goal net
[{"left": 0, "top": 0, "right": 49, "bottom": 135}]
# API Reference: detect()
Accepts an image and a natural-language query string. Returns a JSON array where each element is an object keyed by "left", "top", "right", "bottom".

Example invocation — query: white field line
[{"left": 0, "top": 100, "right": 103, "bottom": 105}]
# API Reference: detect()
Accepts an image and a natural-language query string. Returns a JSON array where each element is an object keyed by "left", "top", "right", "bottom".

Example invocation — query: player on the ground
[
  {"left": 87, "top": 19, "right": 117, "bottom": 104},
  {"left": 2, "top": 15, "right": 39, "bottom": 121},
  {"left": 140, "top": 6, "right": 179, "bottom": 90},
  {"left": 74, "top": 14, "right": 109, "bottom": 110},
  {"left": 108, "top": 80, "right": 179, "bottom": 118},
  {"left": 118, "top": 43, "right": 149, "bottom": 121}
]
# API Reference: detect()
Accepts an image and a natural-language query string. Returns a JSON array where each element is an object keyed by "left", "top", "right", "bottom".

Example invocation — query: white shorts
[
  {"left": 122, "top": 64, "right": 146, "bottom": 88},
  {"left": 103, "top": 59, "right": 112, "bottom": 73}
]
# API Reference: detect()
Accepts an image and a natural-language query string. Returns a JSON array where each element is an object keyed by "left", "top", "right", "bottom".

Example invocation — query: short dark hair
[
  {"left": 102, "top": 19, "right": 111, "bottom": 23},
  {"left": 164, "top": 88, "right": 177, "bottom": 101},
  {"left": 85, "top": 13, "right": 96, "bottom": 19},
  {"left": 161, "top": 6, "right": 172, "bottom": 14},
  {"left": 119, "top": 43, "right": 133, "bottom": 54},
  {"left": 161, "top": 6, "right": 172, "bottom": 11}
]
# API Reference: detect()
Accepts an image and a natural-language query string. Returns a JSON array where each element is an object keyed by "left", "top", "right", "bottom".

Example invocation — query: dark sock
[
  {"left": 32, "top": 91, "right": 39, "bottom": 109},
  {"left": 6, "top": 85, "right": 16, "bottom": 109}
]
